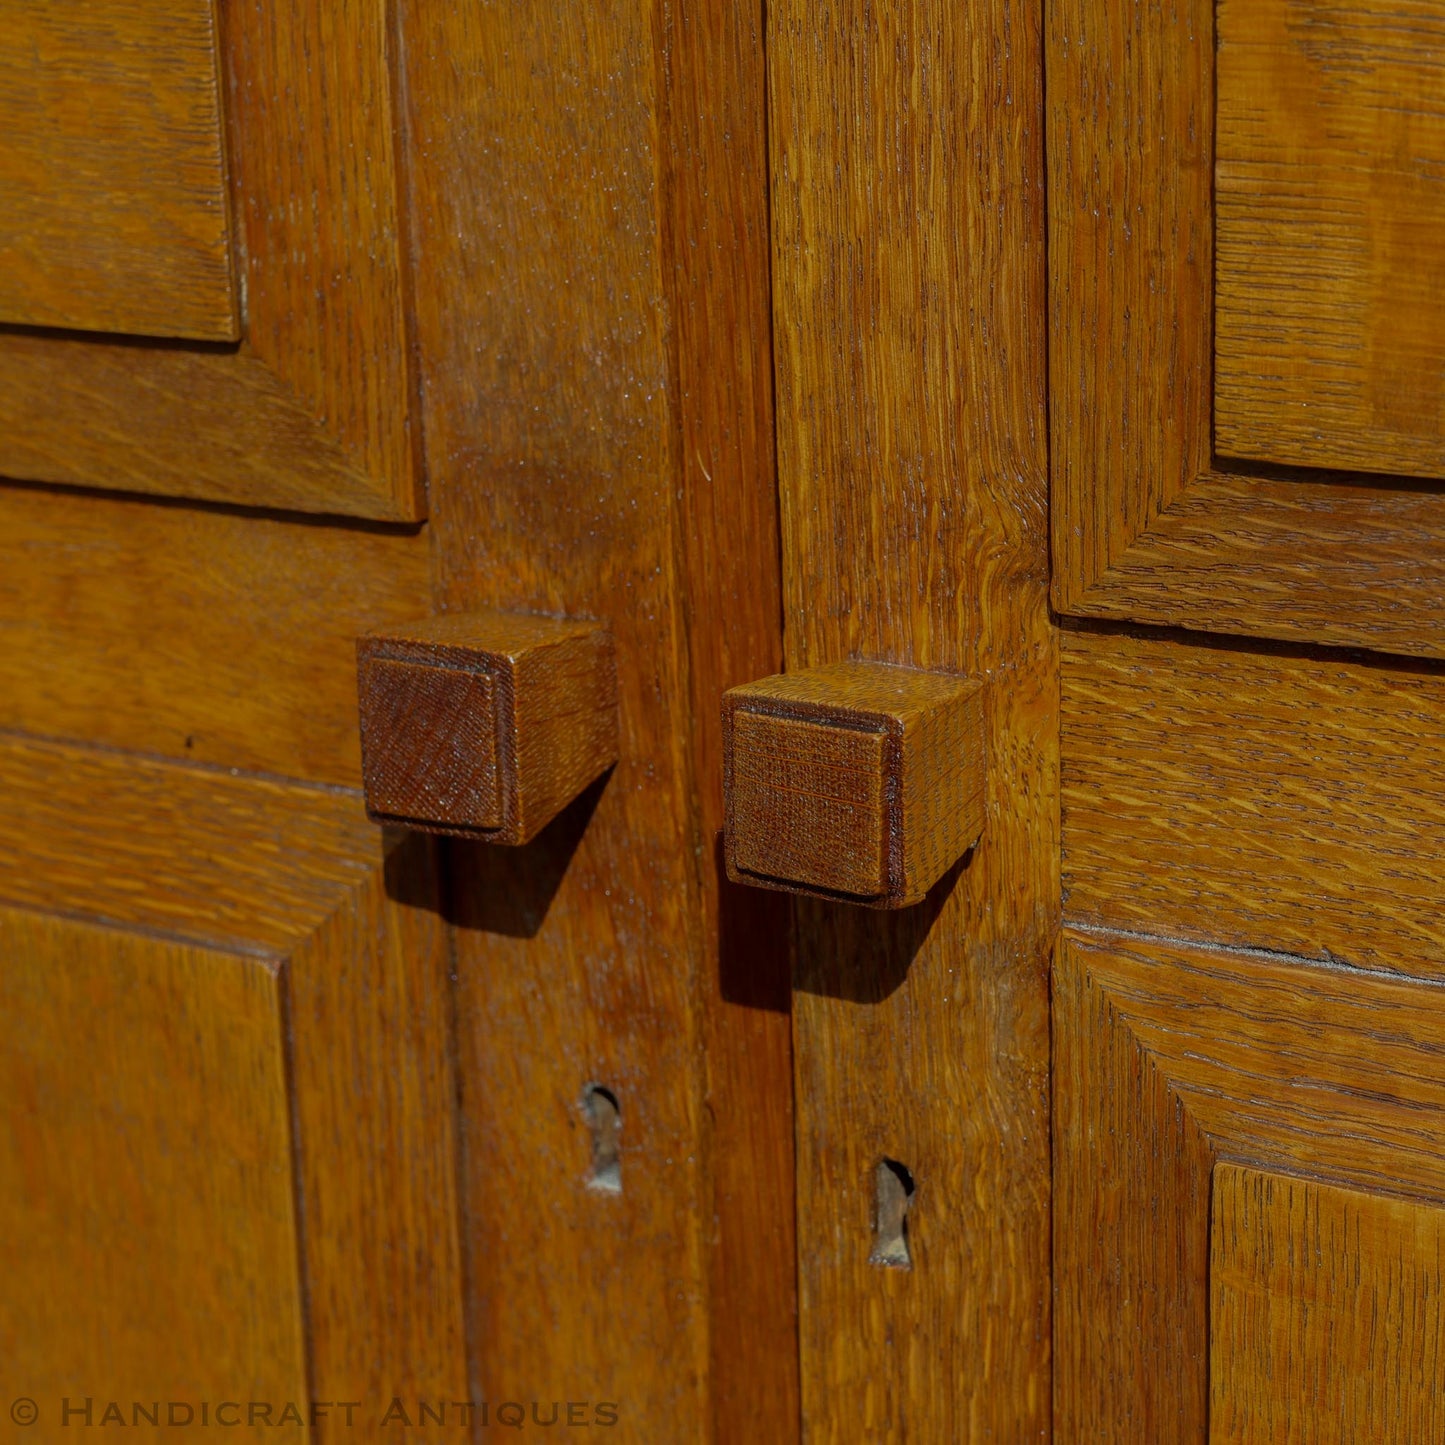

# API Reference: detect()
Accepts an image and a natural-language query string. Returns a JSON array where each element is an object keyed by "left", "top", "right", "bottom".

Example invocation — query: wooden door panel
[
  {"left": 1215, "top": 0, "right": 1445, "bottom": 477},
  {"left": 0, "top": 911, "right": 306, "bottom": 1433},
  {"left": 0, "top": 0, "right": 418, "bottom": 520},
  {"left": 1047, "top": 0, "right": 1445, "bottom": 658},
  {"left": 0, "top": 734, "right": 468, "bottom": 1429},
  {"left": 1211, "top": 1166, "right": 1445, "bottom": 1443},
  {"left": 1056, "top": 927, "right": 1445, "bottom": 1440},
  {"left": 0, "top": 0, "right": 236, "bottom": 340},
  {"left": 1062, "top": 628, "right": 1445, "bottom": 979},
  {"left": 0, "top": 485, "right": 429, "bottom": 786}
]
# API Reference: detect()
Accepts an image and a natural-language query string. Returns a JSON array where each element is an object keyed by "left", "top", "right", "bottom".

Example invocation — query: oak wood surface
[
  {"left": 1047, "top": 0, "right": 1211, "bottom": 608},
  {"left": 0, "top": 733, "right": 468, "bottom": 1440},
  {"left": 664, "top": 0, "right": 801, "bottom": 1425},
  {"left": 724, "top": 663, "right": 986, "bottom": 906},
  {"left": 0, "top": 485, "right": 428, "bottom": 787},
  {"left": 0, "top": 910, "right": 304, "bottom": 1438},
  {"left": 359, "top": 614, "right": 618, "bottom": 844},
  {"left": 1056, "top": 926, "right": 1445, "bottom": 1439},
  {"left": 0, "top": 0, "right": 237, "bottom": 340},
  {"left": 1062, "top": 626, "right": 1445, "bottom": 978},
  {"left": 1211, "top": 1165, "right": 1445, "bottom": 1444},
  {"left": 768, "top": 0, "right": 1057, "bottom": 1429},
  {"left": 0, "top": 0, "right": 420, "bottom": 520},
  {"left": 1215, "top": 0, "right": 1445, "bottom": 478},
  {"left": 400, "top": 0, "right": 796, "bottom": 1435},
  {"left": 1047, "top": 0, "right": 1445, "bottom": 660},
  {"left": 286, "top": 835, "right": 471, "bottom": 1440},
  {"left": 1058, "top": 472, "right": 1445, "bottom": 659}
]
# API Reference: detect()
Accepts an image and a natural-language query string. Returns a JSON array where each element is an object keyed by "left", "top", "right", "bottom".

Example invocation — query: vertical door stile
[
  {"left": 399, "top": 0, "right": 795, "bottom": 1437},
  {"left": 766, "top": 0, "right": 1059, "bottom": 1435},
  {"left": 665, "top": 0, "right": 803, "bottom": 1437}
]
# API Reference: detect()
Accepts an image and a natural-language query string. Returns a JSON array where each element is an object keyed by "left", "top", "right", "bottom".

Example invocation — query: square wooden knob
[
  {"left": 722, "top": 661, "right": 985, "bottom": 907},
  {"left": 357, "top": 611, "right": 617, "bottom": 844}
]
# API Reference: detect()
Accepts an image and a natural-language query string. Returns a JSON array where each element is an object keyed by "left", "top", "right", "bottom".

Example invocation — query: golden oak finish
[
  {"left": 1216, "top": 0, "right": 1445, "bottom": 478},
  {"left": 2, "top": 0, "right": 802, "bottom": 1433},
  {"left": 0, "top": 0, "right": 236, "bottom": 340},
  {"left": 0, "top": 911, "right": 306, "bottom": 1428},
  {"left": 400, "top": 0, "right": 796, "bottom": 1434},
  {"left": 769, "top": 0, "right": 1056, "bottom": 1428},
  {"left": 1062, "top": 627, "right": 1445, "bottom": 978},
  {"left": 1047, "top": 0, "right": 1445, "bottom": 660},
  {"left": 0, "top": 486, "right": 429, "bottom": 786},
  {"left": 665, "top": 0, "right": 801, "bottom": 1424},
  {"left": 0, "top": 734, "right": 468, "bottom": 1434},
  {"left": 404, "top": 1, "right": 711, "bottom": 1425},
  {"left": 723, "top": 662, "right": 986, "bottom": 907},
  {"left": 358, "top": 613, "right": 617, "bottom": 843},
  {"left": 0, "top": 0, "right": 420, "bottom": 520},
  {"left": 1211, "top": 1166, "right": 1445, "bottom": 1443},
  {"left": 1056, "top": 926, "right": 1445, "bottom": 1439}
]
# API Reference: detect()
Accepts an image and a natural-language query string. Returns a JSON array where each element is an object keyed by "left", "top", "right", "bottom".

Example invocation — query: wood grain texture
[
  {"left": 401, "top": 0, "right": 796, "bottom": 1434},
  {"left": 1215, "top": 0, "right": 1445, "bottom": 478},
  {"left": 768, "top": 0, "right": 1057, "bottom": 1428},
  {"left": 724, "top": 663, "right": 986, "bottom": 906},
  {"left": 0, "top": 0, "right": 237, "bottom": 340},
  {"left": 1059, "top": 472, "right": 1445, "bottom": 659},
  {"left": 1211, "top": 1165, "right": 1445, "bottom": 1444},
  {"left": 1047, "top": 0, "right": 1445, "bottom": 660},
  {"left": 286, "top": 835, "right": 470, "bottom": 1439},
  {"left": 1062, "top": 627, "right": 1445, "bottom": 978},
  {"left": 664, "top": 0, "right": 801, "bottom": 1426},
  {"left": 0, "top": 734, "right": 469, "bottom": 1438},
  {"left": 359, "top": 613, "right": 618, "bottom": 844},
  {"left": 0, "top": 910, "right": 306, "bottom": 1433},
  {"left": 1056, "top": 926, "right": 1445, "bottom": 1439},
  {"left": 0, "top": 0, "right": 420, "bottom": 520},
  {"left": 0, "top": 485, "right": 428, "bottom": 787},
  {"left": 1046, "top": 0, "right": 1212, "bottom": 606}
]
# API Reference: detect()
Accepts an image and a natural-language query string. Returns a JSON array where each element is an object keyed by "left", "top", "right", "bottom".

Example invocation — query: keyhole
[
  {"left": 582, "top": 1084, "right": 621, "bottom": 1194},
  {"left": 869, "top": 1158, "right": 914, "bottom": 1269}
]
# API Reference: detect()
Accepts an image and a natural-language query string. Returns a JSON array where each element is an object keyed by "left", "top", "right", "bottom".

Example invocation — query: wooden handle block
[
  {"left": 722, "top": 661, "right": 985, "bottom": 907},
  {"left": 357, "top": 611, "right": 617, "bottom": 844}
]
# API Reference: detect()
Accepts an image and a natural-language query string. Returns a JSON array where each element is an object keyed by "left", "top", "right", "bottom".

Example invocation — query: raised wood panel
[
  {"left": 1047, "top": 0, "right": 1445, "bottom": 660},
  {"left": 0, "top": 485, "right": 429, "bottom": 787},
  {"left": 401, "top": 0, "right": 797, "bottom": 1434},
  {"left": 0, "top": 911, "right": 306, "bottom": 1430},
  {"left": 768, "top": 0, "right": 1056, "bottom": 1429},
  {"left": 0, "top": 0, "right": 237, "bottom": 340},
  {"left": 1056, "top": 927, "right": 1445, "bottom": 1438},
  {"left": 1211, "top": 1166, "right": 1445, "bottom": 1444},
  {"left": 1215, "top": 0, "right": 1445, "bottom": 478},
  {"left": 0, "top": 0, "right": 420, "bottom": 520},
  {"left": 1062, "top": 628, "right": 1445, "bottom": 978},
  {"left": 0, "top": 735, "right": 469, "bottom": 1426}
]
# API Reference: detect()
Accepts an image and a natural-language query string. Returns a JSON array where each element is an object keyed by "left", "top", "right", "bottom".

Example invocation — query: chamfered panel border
[
  {"left": 1046, "top": 0, "right": 1445, "bottom": 660},
  {"left": 1055, "top": 926, "right": 1445, "bottom": 1438},
  {"left": 0, "top": 0, "right": 421, "bottom": 521}
]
